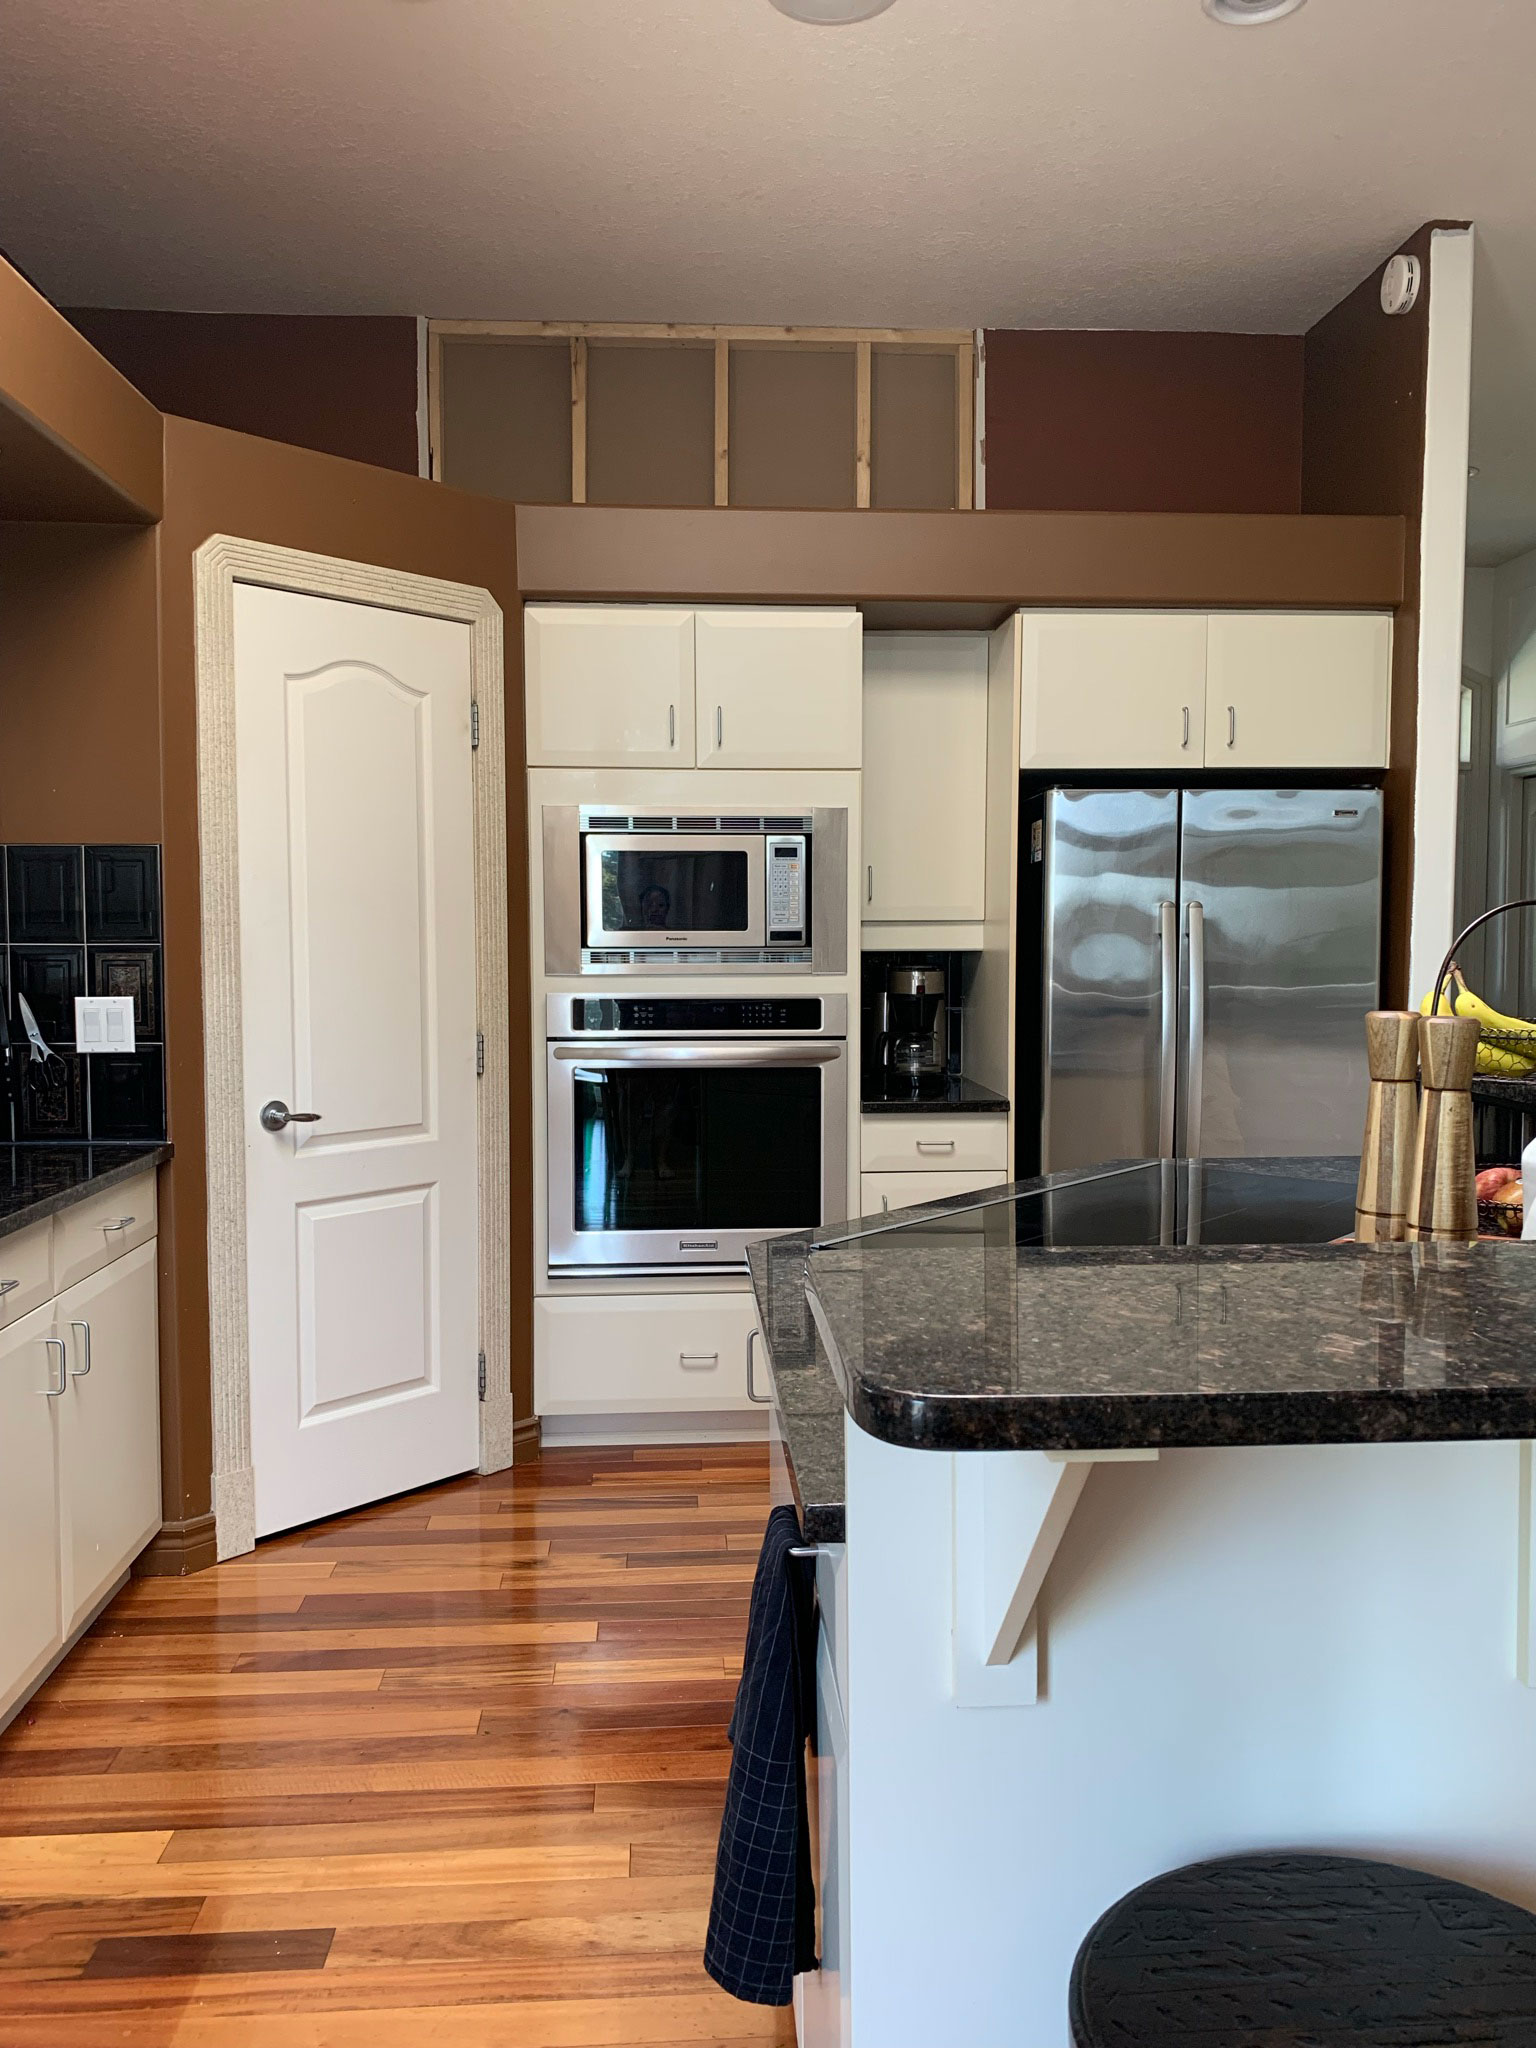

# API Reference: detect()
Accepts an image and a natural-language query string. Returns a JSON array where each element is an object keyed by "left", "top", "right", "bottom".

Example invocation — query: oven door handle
[{"left": 551, "top": 1043, "right": 844, "bottom": 1066}]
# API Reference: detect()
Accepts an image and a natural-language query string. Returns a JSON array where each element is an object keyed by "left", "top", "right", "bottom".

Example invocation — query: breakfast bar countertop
[
  {"left": 749, "top": 1155, "right": 1536, "bottom": 1539},
  {"left": 0, "top": 1143, "right": 171, "bottom": 1242}
]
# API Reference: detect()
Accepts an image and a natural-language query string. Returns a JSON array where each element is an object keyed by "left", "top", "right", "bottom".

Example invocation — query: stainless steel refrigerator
[{"left": 1019, "top": 787, "right": 1383, "bottom": 1174}]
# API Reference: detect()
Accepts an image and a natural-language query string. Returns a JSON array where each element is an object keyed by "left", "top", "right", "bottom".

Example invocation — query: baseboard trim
[
  {"left": 538, "top": 1411, "right": 770, "bottom": 1449},
  {"left": 512, "top": 1416, "right": 543, "bottom": 1465},
  {"left": 134, "top": 1513, "right": 220, "bottom": 1578}
]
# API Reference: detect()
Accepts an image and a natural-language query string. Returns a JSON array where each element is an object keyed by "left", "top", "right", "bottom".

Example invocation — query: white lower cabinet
[
  {"left": 797, "top": 1598, "right": 852, "bottom": 2048},
  {"left": 0, "top": 1176, "right": 162, "bottom": 1730},
  {"left": 56, "top": 1243, "right": 162, "bottom": 1638},
  {"left": 860, "top": 1168, "right": 1006, "bottom": 1217},
  {"left": 0, "top": 1302, "right": 65, "bottom": 1724},
  {"left": 535, "top": 1292, "right": 761, "bottom": 1416}
]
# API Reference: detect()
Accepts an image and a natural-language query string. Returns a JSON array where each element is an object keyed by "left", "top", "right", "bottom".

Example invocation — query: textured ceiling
[{"left": 0, "top": 0, "right": 1530, "bottom": 557}]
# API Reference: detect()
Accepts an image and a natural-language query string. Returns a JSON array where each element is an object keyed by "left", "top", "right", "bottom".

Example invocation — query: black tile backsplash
[
  {"left": 85, "top": 846, "right": 161, "bottom": 942},
  {"left": 1, "top": 846, "right": 164, "bottom": 1143},
  {"left": 8, "top": 845, "right": 84, "bottom": 942},
  {"left": 12, "top": 948, "right": 84, "bottom": 1044},
  {"left": 91, "top": 948, "right": 162, "bottom": 1040}
]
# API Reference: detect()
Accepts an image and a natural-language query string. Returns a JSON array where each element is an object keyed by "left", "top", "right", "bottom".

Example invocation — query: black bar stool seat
[{"left": 1071, "top": 1851, "right": 1536, "bottom": 2046}]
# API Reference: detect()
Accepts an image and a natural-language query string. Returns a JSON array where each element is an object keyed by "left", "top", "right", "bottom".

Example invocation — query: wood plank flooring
[{"left": 0, "top": 1444, "right": 795, "bottom": 2046}]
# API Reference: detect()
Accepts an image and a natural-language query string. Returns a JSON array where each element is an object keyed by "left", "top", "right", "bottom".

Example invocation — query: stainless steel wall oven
[
  {"left": 546, "top": 994, "right": 849, "bottom": 1271},
  {"left": 542, "top": 806, "right": 848, "bottom": 974}
]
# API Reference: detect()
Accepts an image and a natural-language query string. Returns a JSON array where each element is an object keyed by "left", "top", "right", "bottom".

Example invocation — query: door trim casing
[{"left": 195, "top": 536, "right": 511, "bottom": 1561}]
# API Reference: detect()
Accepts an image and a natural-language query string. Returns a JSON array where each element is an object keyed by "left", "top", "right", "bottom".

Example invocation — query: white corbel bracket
[{"left": 952, "top": 1448, "right": 1159, "bottom": 1709}]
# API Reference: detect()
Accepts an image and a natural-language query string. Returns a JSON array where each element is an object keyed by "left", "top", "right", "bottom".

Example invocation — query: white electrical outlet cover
[{"left": 74, "top": 995, "right": 137, "bottom": 1054}]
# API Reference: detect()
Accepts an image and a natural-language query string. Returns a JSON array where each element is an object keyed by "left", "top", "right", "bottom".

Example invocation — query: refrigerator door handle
[
  {"left": 1186, "top": 898, "right": 1207, "bottom": 1158},
  {"left": 1157, "top": 899, "right": 1178, "bottom": 1158}
]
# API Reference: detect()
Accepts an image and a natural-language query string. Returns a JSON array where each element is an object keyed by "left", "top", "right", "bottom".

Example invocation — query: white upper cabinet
[
  {"left": 863, "top": 634, "right": 988, "bottom": 922},
  {"left": 695, "top": 609, "right": 863, "bottom": 769},
  {"left": 1018, "top": 609, "right": 1392, "bottom": 772},
  {"left": 1206, "top": 611, "right": 1392, "bottom": 770},
  {"left": 1019, "top": 612, "right": 1208, "bottom": 771},
  {"left": 524, "top": 605, "right": 695, "bottom": 767}
]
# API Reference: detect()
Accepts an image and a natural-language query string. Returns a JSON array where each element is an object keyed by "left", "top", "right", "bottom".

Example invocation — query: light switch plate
[{"left": 74, "top": 995, "right": 137, "bottom": 1055}]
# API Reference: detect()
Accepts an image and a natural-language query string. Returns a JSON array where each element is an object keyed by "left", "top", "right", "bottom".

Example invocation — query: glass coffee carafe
[{"left": 880, "top": 966, "right": 947, "bottom": 1086}]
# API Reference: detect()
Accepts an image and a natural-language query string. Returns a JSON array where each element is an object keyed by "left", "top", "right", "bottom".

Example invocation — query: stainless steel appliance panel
[
  {"left": 1177, "top": 788, "right": 1382, "bottom": 1157},
  {"left": 1042, "top": 788, "right": 1180, "bottom": 1173}
]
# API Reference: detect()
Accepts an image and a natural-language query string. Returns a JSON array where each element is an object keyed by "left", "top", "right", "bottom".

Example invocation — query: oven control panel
[
  {"left": 567, "top": 997, "right": 825, "bottom": 1034},
  {"left": 765, "top": 836, "right": 807, "bottom": 946}
]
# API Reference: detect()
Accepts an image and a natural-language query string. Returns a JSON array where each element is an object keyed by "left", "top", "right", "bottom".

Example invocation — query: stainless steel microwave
[{"left": 542, "top": 806, "right": 848, "bottom": 974}]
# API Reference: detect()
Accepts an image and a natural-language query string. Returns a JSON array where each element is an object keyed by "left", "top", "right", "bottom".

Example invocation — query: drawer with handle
[
  {"left": 860, "top": 1115, "right": 1008, "bottom": 1175},
  {"left": 535, "top": 1292, "right": 761, "bottom": 1414},
  {"left": 861, "top": 1169, "right": 1007, "bottom": 1219},
  {"left": 0, "top": 1219, "right": 54, "bottom": 1329},
  {"left": 53, "top": 1172, "right": 158, "bottom": 1296}
]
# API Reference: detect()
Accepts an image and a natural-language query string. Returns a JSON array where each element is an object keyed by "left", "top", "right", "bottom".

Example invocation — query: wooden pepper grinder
[
  {"left": 1408, "top": 1013, "right": 1481, "bottom": 1244},
  {"left": 1355, "top": 1011, "right": 1421, "bottom": 1243}
]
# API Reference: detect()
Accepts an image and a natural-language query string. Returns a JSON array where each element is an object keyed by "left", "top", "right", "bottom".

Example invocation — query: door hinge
[
  {"left": 478, "top": 1351, "right": 487, "bottom": 1402},
  {"left": 470, "top": 701, "right": 480, "bottom": 750},
  {"left": 476, "top": 1030, "right": 485, "bottom": 1077}
]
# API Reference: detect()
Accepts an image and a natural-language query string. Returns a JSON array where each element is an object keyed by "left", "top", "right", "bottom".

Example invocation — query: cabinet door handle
[
  {"left": 1227, "top": 705, "right": 1236, "bottom": 749},
  {"left": 103, "top": 1215, "right": 137, "bottom": 1233},
  {"left": 916, "top": 1139, "right": 956, "bottom": 1155},
  {"left": 746, "top": 1328, "right": 772, "bottom": 1405},
  {"left": 866, "top": 865, "right": 874, "bottom": 905},
  {"left": 715, "top": 705, "right": 723, "bottom": 749},
  {"left": 42, "top": 1336, "right": 66, "bottom": 1397},
  {"left": 0, "top": 1279, "right": 19, "bottom": 1298},
  {"left": 668, "top": 702, "right": 676, "bottom": 748},
  {"left": 1182, "top": 705, "right": 1191, "bottom": 750},
  {"left": 680, "top": 1351, "right": 719, "bottom": 1372},
  {"left": 70, "top": 1319, "right": 92, "bottom": 1377}
]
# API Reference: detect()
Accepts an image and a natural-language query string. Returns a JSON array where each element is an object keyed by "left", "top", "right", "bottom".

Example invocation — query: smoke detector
[
  {"left": 1380, "top": 254, "right": 1422, "bottom": 317},
  {"left": 1203, "top": 0, "right": 1307, "bottom": 21},
  {"left": 770, "top": 0, "right": 896, "bottom": 20}
]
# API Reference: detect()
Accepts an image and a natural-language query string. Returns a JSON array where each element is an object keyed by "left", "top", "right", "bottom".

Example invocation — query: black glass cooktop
[{"left": 826, "top": 1159, "right": 1357, "bottom": 1252}]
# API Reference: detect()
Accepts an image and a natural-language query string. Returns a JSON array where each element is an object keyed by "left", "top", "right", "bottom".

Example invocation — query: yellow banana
[{"left": 1419, "top": 968, "right": 1536, "bottom": 1074}]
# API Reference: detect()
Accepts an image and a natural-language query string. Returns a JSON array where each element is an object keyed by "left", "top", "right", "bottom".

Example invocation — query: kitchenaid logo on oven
[{"left": 679, "top": 1240, "right": 720, "bottom": 1252}]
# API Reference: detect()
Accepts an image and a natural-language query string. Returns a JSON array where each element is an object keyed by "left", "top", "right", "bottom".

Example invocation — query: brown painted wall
[
  {"left": 68, "top": 312, "right": 420, "bottom": 477},
  {"left": 1302, "top": 227, "right": 1434, "bottom": 1005},
  {"left": 0, "top": 269, "right": 162, "bottom": 521},
  {"left": 0, "top": 522, "right": 163, "bottom": 840},
  {"left": 153, "top": 415, "right": 529, "bottom": 1555},
  {"left": 983, "top": 330, "right": 1305, "bottom": 515}
]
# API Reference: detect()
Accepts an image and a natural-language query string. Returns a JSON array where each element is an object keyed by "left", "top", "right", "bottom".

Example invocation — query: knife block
[
  {"left": 1407, "top": 1013, "right": 1480, "bottom": 1244},
  {"left": 1355, "top": 1011, "right": 1420, "bottom": 1243}
]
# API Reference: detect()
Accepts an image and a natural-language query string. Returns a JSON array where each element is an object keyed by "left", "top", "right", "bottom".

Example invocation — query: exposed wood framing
[
  {"left": 570, "top": 337, "right": 588, "bottom": 506},
  {"left": 429, "top": 320, "right": 980, "bottom": 512},
  {"left": 855, "top": 341, "right": 873, "bottom": 509},
  {"left": 714, "top": 339, "right": 730, "bottom": 508}
]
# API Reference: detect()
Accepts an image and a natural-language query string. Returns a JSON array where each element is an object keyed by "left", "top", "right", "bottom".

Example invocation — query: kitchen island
[{"left": 748, "top": 1157, "right": 1536, "bottom": 2048}]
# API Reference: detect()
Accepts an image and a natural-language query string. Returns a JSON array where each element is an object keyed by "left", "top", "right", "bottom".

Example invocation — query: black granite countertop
[
  {"left": 0, "top": 1144, "right": 171, "bottom": 1242},
  {"left": 749, "top": 1155, "right": 1536, "bottom": 1537},
  {"left": 860, "top": 1073, "right": 1009, "bottom": 1115}
]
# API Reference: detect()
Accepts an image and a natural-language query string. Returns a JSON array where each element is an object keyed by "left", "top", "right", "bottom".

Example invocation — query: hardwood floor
[{"left": 0, "top": 1444, "right": 796, "bottom": 2046}]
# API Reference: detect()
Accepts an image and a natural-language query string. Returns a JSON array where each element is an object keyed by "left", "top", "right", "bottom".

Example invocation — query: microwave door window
[
  {"left": 573, "top": 1066, "right": 823, "bottom": 1235},
  {"left": 598, "top": 850, "right": 751, "bottom": 935}
]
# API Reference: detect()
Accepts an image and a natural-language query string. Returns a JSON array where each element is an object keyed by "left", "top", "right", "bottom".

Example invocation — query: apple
[{"left": 1476, "top": 1166, "right": 1521, "bottom": 1199}]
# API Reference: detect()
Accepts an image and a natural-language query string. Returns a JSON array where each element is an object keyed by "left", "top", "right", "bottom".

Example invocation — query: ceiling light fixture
[
  {"left": 1203, "top": 0, "right": 1308, "bottom": 22},
  {"left": 769, "top": 0, "right": 897, "bottom": 22}
]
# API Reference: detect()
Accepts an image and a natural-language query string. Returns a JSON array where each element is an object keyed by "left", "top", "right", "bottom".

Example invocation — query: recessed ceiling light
[
  {"left": 1203, "top": 0, "right": 1308, "bottom": 22},
  {"left": 769, "top": 0, "right": 897, "bottom": 21}
]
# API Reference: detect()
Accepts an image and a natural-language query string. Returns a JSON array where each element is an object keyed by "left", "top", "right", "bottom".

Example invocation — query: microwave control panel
[{"left": 766, "top": 835, "right": 807, "bottom": 945}]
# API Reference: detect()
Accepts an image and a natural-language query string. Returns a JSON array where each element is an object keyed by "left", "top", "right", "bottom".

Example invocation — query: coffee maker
[{"left": 875, "top": 966, "right": 948, "bottom": 1091}]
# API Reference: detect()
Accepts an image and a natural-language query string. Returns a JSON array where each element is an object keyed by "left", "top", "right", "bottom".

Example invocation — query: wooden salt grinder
[
  {"left": 1407, "top": 1013, "right": 1480, "bottom": 1244},
  {"left": 1355, "top": 1011, "right": 1420, "bottom": 1243}
]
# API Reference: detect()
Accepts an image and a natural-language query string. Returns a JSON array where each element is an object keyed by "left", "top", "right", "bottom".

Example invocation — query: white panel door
[
  {"left": 863, "top": 634, "right": 989, "bottom": 922},
  {"left": 235, "top": 584, "right": 479, "bottom": 1538},
  {"left": 695, "top": 609, "right": 863, "bottom": 768},
  {"left": 55, "top": 1243, "right": 161, "bottom": 1637},
  {"left": 1018, "top": 611, "right": 1208, "bottom": 771},
  {"left": 0, "top": 1302, "right": 62, "bottom": 1723},
  {"left": 524, "top": 604, "right": 695, "bottom": 766},
  {"left": 1206, "top": 611, "right": 1392, "bottom": 769}
]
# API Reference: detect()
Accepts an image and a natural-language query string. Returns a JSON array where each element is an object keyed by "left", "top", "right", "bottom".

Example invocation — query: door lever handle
[{"left": 260, "top": 1101, "right": 322, "bottom": 1133}]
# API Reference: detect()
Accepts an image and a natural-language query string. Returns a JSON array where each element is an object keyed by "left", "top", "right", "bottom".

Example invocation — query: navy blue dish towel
[{"left": 704, "top": 1503, "right": 819, "bottom": 2005}]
